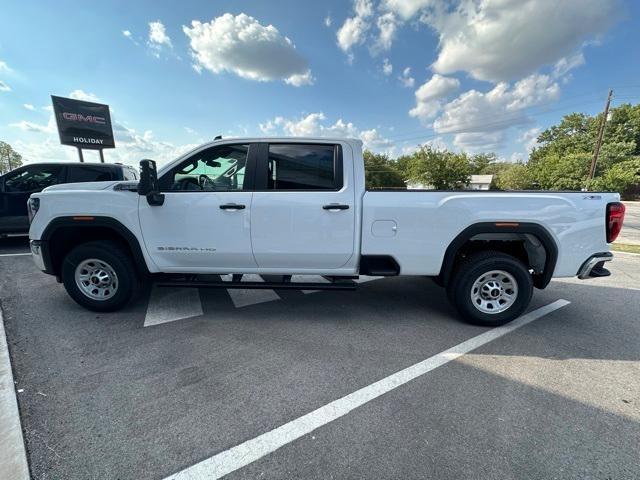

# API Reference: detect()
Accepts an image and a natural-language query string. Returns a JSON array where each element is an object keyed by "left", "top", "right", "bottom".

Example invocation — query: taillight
[{"left": 606, "top": 202, "right": 625, "bottom": 243}]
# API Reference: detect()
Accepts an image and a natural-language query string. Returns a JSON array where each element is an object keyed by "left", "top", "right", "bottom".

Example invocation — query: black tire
[
  {"left": 446, "top": 250, "right": 533, "bottom": 326},
  {"left": 62, "top": 240, "right": 139, "bottom": 312}
]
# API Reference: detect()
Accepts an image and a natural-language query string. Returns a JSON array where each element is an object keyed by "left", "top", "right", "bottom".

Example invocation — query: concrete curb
[{"left": 0, "top": 306, "right": 30, "bottom": 480}]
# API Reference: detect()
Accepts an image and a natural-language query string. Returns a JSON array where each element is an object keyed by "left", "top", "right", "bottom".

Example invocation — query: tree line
[{"left": 365, "top": 103, "right": 640, "bottom": 199}]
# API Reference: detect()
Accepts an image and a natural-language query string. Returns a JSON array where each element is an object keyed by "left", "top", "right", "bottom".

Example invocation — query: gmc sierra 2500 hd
[{"left": 28, "top": 138, "right": 625, "bottom": 326}]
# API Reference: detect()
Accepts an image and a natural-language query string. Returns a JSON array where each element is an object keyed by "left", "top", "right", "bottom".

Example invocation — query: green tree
[
  {"left": 530, "top": 153, "right": 591, "bottom": 190},
  {"left": 469, "top": 152, "right": 497, "bottom": 174},
  {"left": 0, "top": 141, "right": 23, "bottom": 174},
  {"left": 363, "top": 150, "right": 406, "bottom": 189},
  {"left": 590, "top": 158, "right": 640, "bottom": 199},
  {"left": 493, "top": 163, "right": 534, "bottom": 190},
  {"left": 529, "top": 103, "right": 640, "bottom": 192},
  {"left": 406, "top": 146, "right": 471, "bottom": 190}
]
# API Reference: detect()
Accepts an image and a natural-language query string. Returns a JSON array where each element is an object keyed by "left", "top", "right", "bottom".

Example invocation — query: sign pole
[
  {"left": 77, "top": 147, "right": 84, "bottom": 163},
  {"left": 99, "top": 149, "right": 105, "bottom": 163}
]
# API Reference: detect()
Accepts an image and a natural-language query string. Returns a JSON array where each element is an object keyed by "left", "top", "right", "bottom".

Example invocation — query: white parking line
[
  {"left": 144, "top": 287, "right": 204, "bottom": 327},
  {"left": 226, "top": 275, "right": 281, "bottom": 308},
  {"left": 0, "top": 308, "right": 30, "bottom": 480},
  {"left": 165, "top": 299, "right": 570, "bottom": 480},
  {"left": 0, "top": 253, "right": 31, "bottom": 257}
]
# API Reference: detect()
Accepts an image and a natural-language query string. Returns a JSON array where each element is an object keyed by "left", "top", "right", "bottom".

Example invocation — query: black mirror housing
[{"left": 138, "top": 159, "right": 165, "bottom": 206}]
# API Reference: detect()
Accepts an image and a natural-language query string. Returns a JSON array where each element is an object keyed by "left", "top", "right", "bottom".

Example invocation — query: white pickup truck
[{"left": 28, "top": 138, "right": 626, "bottom": 326}]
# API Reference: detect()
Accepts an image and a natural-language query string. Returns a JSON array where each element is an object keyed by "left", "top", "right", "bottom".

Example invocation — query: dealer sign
[{"left": 51, "top": 95, "right": 115, "bottom": 149}]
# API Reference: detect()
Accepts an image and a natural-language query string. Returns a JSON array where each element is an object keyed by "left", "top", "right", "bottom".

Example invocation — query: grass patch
[{"left": 612, "top": 243, "right": 640, "bottom": 254}]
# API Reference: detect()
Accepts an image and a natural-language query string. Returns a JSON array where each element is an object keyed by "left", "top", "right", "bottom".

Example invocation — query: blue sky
[{"left": 1, "top": 0, "right": 639, "bottom": 165}]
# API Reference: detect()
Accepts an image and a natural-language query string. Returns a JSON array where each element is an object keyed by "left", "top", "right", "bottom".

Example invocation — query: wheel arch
[
  {"left": 439, "top": 222, "right": 558, "bottom": 289},
  {"left": 40, "top": 216, "right": 149, "bottom": 278}
]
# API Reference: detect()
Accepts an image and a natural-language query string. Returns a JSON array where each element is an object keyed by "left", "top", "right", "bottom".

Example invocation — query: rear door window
[
  {"left": 67, "top": 166, "right": 114, "bottom": 183},
  {"left": 267, "top": 144, "right": 339, "bottom": 190}
]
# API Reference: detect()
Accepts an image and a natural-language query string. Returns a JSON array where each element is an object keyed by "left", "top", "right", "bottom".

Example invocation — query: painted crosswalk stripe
[
  {"left": 225, "top": 275, "right": 281, "bottom": 308},
  {"left": 144, "top": 286, "right": 203, "bottom": 327}
]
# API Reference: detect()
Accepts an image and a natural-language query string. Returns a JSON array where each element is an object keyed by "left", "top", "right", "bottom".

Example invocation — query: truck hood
[{"left": 43, "top": 181, "right": 120, "bottom": 192}]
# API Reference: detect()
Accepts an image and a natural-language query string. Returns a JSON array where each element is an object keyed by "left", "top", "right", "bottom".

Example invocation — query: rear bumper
[{"left": 577, "top": 252, "right": 613, "bottom": 279}]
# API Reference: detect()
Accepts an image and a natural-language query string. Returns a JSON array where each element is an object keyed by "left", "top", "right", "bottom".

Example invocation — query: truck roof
[
  {"left": 208, "top": 137, "right": 363, "bottom": 146},
  {"left": 14, "top": 162, "right": 133, "bottom": 169}
]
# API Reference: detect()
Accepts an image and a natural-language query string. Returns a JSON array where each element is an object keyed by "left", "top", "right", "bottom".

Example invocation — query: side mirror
[{"left": 138, "top": 159, "right": 165, "bottom": 206}]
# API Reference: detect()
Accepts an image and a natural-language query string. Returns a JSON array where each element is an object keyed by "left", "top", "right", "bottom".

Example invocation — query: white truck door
[
  {"left": 251, "top": 142, "right": 356, "bottom": 269},
  {"left": 138, "top": 143, "right": 257, "bottom": 270}
]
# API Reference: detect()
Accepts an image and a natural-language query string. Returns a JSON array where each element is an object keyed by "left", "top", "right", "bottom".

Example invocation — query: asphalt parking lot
[{"left": 1, "top": 237, "right": 639, "bottom": 480}]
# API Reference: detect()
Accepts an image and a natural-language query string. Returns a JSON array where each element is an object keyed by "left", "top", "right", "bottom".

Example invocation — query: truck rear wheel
[
  {"left": 62, "top": 241, "right": 139, "bottom": 312},
  {"left": 447, "top": 250, "right": 533, "bottom": 326}
]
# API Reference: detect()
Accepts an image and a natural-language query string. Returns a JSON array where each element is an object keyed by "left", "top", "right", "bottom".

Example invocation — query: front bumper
[
  {"left": 577, "top": 252, "right": 613, "bottom": 279},
  {"left": 29, "top": 240, "right": 49, "bottom": 273}
]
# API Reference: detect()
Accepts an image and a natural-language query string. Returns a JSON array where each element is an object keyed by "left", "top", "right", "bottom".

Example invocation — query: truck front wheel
[
  {"left": 447, "top": 251, "right": 533, "bottom": 326},
  {"left": 62, "top": 241, "right": 139, "bottom": 312}
]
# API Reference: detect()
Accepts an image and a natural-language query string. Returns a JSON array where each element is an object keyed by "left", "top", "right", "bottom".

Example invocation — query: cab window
[
  {"left": 4, "top": 165, "right": 63, "bottom": 192},
  {"left": 164, "top": 144, "right": 249, "bottom": 191},
  {"left": 267, "top": 144, "right": 339, "bottom": 190}
]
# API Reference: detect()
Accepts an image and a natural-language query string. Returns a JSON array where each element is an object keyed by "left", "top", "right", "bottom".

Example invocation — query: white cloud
[
  {"left": 122, "top": 30, "right": 132, "bottom": 38},
  {"left": 519, "top": 127, "right": 541, "bottom": 153},
  {"left": 432, "top": 74, "right": 560, "bottom": 150},
  {"left": 23, "top": 104, "right": 35, "bottom": 111},
  {"left": 428, "top": 0, "right": 619, "bottom": 82},
  {"left": 69, "top": 89, "right": 101, "bottom": 102},
  {"left": 453, "top": 131, "right": 505, "bottom": 151},
  {"left": 337, "top": 0, "right": 373, "bottom": 54},
  {"left": 259, "top": 112, "right": 393, "bottom": 153},
  {"left": 382, "top": 58, "right": 393, "bottom": 76},
  {"left": 552, "top": 52, "right": 585, "bottom": 78},
  {"left": 9, "top": 115, "right": 56, "bottom": 134},
  {"left": 398, "top": 67, "right": 415, "bottom": 88},
  {"left": 148, "top": 20, "right": 172, "bottom": 47},
  {"left": 382, "top": 0, "right": 435, "bottom": 20},
  {"left": 375, "top": 12, "right": 398, "bottom": 51},
  {"left": 183, "top": 13, "right": 313, "bottom": 86},
  {"left": 324, "top": 15, "right": 332, "bottom": 27},
  {"left": 409, "top": 74, "right": 460, "bottom": 121},
  {"left": 0, "top": 60, "right": 11, "bottom": 73},
  {"left": 284, "top": 70, "right": 315, "bottom": 87},
  {"left": 0, "top": 80, "right": 11, "bottom": 92}
]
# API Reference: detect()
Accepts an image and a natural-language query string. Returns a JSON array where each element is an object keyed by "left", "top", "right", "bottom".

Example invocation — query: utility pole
[{"left": 589, "top": 88, "right": 613, "bottom": 180}]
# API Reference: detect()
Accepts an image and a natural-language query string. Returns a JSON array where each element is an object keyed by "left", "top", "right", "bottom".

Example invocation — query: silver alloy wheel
[
  {"left": 470, "top": 270, "right": 518, "bottom": 314},
  {"left": 75, "top": 258, "right": 119, "bottom": 301}
]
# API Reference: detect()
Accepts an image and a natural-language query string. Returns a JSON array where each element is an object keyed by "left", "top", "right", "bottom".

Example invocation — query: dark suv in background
[{"left": 0, "top": 162, "right": 138, "bottom": 236}]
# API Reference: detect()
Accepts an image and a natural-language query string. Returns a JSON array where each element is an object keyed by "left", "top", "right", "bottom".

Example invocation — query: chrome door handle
[
  {"left": 322, "top": 204, "right": 349, "bottom": 211},
  {"left": 219, "top": 203, "right": 246, "bottom": 210}
]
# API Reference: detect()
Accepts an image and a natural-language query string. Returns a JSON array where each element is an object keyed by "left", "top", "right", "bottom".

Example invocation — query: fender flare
[
  {"left": 40, "top": 216, "right": 149, "bottom": 276},
  {"left": 439, "top": 222, "right": 558, "bottom": 289}
]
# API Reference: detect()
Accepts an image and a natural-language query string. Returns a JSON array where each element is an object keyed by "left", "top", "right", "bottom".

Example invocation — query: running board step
[{"left": 155, "top": 280, "right": 357, "bottom": 291}]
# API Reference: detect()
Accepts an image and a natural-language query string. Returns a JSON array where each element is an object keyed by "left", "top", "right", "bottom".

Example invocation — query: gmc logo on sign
[{"left": 62, "top": 112, "right": 107, "bottom": 125}]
